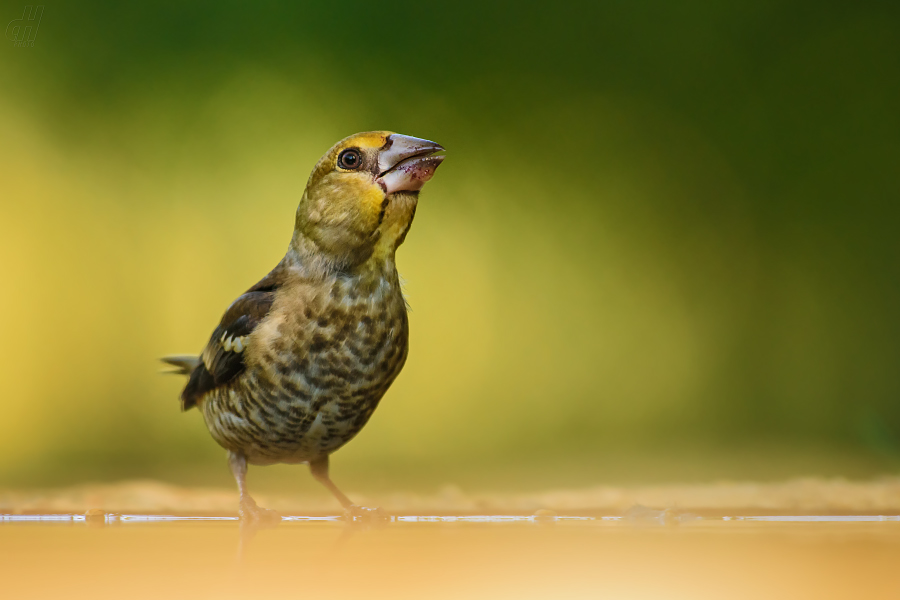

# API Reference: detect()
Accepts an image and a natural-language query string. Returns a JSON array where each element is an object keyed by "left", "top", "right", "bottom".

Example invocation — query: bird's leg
[
  {"left": 309, "top": 455, "right": 388, "bottom": 521},
  {"left": 229, "top": 451, "right": 280, "bottom": 523}
]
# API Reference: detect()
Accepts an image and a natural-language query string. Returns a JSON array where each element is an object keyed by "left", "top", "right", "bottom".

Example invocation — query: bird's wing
[{"left": 180, "top": 266, "right": 286, "bottom": 410}]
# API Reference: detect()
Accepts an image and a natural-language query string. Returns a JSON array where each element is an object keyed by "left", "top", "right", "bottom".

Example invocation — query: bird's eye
[{"left": 338, "top": 149, "right": 362, "bottom": 170}]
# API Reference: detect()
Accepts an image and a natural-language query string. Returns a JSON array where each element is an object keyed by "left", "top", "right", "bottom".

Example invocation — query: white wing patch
[{"left": 220, "top": 331, "right": 249, "bottom": 354}]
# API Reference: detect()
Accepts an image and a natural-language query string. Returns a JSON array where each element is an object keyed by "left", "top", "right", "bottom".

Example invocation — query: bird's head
[{"left": 293, "top": 131, "right": 444, "bottom": 271}]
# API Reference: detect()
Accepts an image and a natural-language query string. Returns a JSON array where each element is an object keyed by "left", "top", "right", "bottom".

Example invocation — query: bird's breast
[{"left": 203, "top": 270, "right": 410, "bottom": 463}]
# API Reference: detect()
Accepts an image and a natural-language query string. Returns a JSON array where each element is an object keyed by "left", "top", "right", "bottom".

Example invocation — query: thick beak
[{"left": 376, "top": 134, "right": 445, "bottom": 195}]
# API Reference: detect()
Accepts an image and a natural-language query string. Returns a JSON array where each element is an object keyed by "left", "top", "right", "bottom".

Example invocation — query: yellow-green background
[{"left": 2, "top": 1, "right": 899, "bottom": 493}]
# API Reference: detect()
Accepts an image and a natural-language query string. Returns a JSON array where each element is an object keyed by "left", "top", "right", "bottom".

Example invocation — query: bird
[{"left": 162, "top": 131, "right": 445, "bottom": 521}]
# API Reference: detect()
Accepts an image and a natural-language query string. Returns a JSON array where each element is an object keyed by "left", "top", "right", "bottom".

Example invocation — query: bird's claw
[
  {"left": 343, "top": 504, "right": 390, "bottom": 522},
  {"left": 239, "top": 499, "right": 281, "bottom": 525}
]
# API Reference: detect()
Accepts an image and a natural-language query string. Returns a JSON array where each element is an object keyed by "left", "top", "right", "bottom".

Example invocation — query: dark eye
[{"left": 338, "top": 148, "right": 362, "bottom": 170}]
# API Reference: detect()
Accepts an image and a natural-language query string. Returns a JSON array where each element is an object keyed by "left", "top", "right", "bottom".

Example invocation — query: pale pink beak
[{"left": 376, "top": 134, "right": 445, "bottom": 195}]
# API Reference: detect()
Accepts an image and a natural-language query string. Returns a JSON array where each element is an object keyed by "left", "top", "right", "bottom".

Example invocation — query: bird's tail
[{"left": 160, "top": 355, "right": 201, "bottom": 375}]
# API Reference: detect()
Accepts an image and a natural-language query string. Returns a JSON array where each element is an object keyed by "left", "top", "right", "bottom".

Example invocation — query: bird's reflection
[
  {"left": 236, "top": 510, "right": 393, "bottom": 563},
  {"left": 236, "top": 515, "right": 282, "bottom": 563}
]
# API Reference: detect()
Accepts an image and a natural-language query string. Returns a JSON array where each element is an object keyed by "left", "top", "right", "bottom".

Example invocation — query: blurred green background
[{"left": 1, "top": 1, "right": 899, "bottom": 494}]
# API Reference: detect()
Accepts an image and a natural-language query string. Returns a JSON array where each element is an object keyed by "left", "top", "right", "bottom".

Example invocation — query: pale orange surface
[
  {"left": 2, "top": 518, "right": 900, "bottom": 599},
  {"left": 3, "top": 479, "right": 900, "bottom": 599}
]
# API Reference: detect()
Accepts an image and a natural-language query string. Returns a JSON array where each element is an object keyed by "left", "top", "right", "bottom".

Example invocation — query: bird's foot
[
  {"left": 238, "top": 498, "right": 281, "bottom": 525},
  {"left": 343, "top": 504, "right": 390, "bottom": 523}
]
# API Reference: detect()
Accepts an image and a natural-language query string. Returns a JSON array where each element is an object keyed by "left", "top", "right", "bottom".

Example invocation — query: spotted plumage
[
  {"left": 200, "top": 259, "right": 409, "bottom": 465},
  {"left": 162, "top": 132, "right": 445, "bottom": 520}
]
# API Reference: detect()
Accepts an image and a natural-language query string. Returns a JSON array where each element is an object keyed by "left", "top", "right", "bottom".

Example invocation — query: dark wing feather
[{"left": 180, "top": 264, "right": 286, "bottom": 410}]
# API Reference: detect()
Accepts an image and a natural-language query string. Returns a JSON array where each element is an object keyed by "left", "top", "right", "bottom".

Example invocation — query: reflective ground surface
[{"left": 3, "top": 512, "right": 900, "bottom": 599}]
